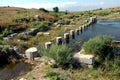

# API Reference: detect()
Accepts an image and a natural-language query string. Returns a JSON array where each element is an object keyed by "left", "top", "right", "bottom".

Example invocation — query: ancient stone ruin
[
  {"left": 73, "top": 49, "right": 95, "bottom": 68},
  {"left": 25, "top": 47, "right": 38, "bottom": 60}
]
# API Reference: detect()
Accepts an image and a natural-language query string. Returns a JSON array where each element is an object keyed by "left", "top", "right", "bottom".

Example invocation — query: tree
[
  {"left": 39, "top": 8, "right": 49, "bottom": 13},
  {"left": 53, "top": 7, "right": 59, "bottom": 12}
]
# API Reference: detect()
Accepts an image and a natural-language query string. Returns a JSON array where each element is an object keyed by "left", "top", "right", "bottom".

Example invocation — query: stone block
[
  {"left": 56, "top": 37, "right": 62, "bottom": 45},
  {"left": 25, "top": 47, "right": 38, "bottom": 60},
  {"left": 73, "top": 49, "right": 95, "bottom": 65},
  {"left": 64, "top": 33, "right": 70, "bottom": 44},
  {"left": 45, "top": 42, "right": 52, "bottom": 49}
]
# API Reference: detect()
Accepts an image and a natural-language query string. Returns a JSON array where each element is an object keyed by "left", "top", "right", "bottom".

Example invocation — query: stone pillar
[
  {"left": 64, "top": 33, "right": 70, "bottom": 44},
  {"left": 70, "top": 30, "right": 75, "bottom": 39},
  {"left": 56, "top": 37, "right": 62, "bottom": 45},
  {"left": 85, "top": 24, "right": 88, "bottom": 28},
  {"left": 79, "top": 26, "right": 82, "bottom": 33},
  {"left": 82, "top": 25, "right": 85, "bottom": 30},
  {"left": 76, "top": 29, "right": 79, "bottom": 35},
  {"left": 45, "top": 42, "right": 52, "bottom": 49}
]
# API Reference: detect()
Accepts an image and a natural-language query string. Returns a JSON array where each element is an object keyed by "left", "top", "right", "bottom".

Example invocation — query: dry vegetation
[{"left": 0, "top": 6, "right": 120, "bottom": 80}]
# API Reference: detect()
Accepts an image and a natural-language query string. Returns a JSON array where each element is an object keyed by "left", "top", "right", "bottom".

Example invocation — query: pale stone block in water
[
  {"left": 56, "top": 37, "right": 62, "bottom": 45},
  {"left": 64, "top": 33, "right": 70, "bottom": 39}
]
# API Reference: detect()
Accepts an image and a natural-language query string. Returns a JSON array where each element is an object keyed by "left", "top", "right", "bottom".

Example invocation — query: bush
[
  {"left": 98, "top": 11, "right": 110, "bottom": 16},
  {"left": 0, "top": 40, "right": 9, "bottom": 52},
  {"left": 83, "top": 35, "right": 113, "bottom": 62},
  {"left": 38, "top": 44, "right": 72, "bottom": 67},
  {"left": 29, "top": 21, "right": 52, "bottom": 30},
  {"left": 45, "top": 72, "right": 64, "bottom": 80},
  {"left": 2, "top": 28, "right": 13, "bottom": 37}
]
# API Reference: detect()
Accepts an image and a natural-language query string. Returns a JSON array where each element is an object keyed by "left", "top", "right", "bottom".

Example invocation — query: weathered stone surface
[
  {"left": 43, "top": 32, "right": 50, "bottom": 36},
  {"left": 75, "top": 29, "right": 79, "bottom": 35},
  {"left": 64, "top": 33, "right": 70, "bottom": 39},
  {"left": 90, "top": 16, "right": 97, "bottom": 23},
  {"left": 64, "top": 33, "right": 70, "bottom": 44},
  {"left": 70, "top": 30, "right": 75, "bottom": 39},
  {"left": 37, "top": 32, "right": 43, "bottom": 36},
  {"left": 56, "top": 37, "right": 62, "bottom": 45},
  {"left": 19, "top": 78, "right": 27, "bottom": 80},
  {"left": 45, "top": 42, "right": 52, "bottom": 49},
  {"left": 26, "top": 28, "right": 39, "bottom": 35},
  {"left": 13, "top": 46, "right": 20, "bottom": 54},
  {"left": 25, "top": 47, "right": 38, "bottom": 60},
  {"left": 73, "top": 49, "right": 95, "bottom": 65},
  {"left": 9, "top": 33, "right": 17, "bottom": 38}
]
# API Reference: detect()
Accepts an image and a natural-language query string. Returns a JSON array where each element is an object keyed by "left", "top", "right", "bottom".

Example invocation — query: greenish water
[{"left": 0, "top": 62, "right": 32, "bottom": 80}]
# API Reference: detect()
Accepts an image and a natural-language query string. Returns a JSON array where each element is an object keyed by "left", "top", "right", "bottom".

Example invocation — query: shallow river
[{"left": 79, "top": 20, "right": 120, "bottom": 41}]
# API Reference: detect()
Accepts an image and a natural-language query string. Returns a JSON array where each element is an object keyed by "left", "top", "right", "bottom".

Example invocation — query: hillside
[{"left": 0, "top": 6, "right": 120, "bottom": 80}]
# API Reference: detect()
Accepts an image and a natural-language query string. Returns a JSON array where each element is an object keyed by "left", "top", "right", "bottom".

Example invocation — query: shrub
[
  {"left": 38, "top": 44, "right": 73, "bottom": 67},
  {"left": 2, "top": 28, "right": 13, "bottom": 37},
  {"left": 1, "top": 45, "right": 10, "bottom": 53},
  {"left": 83, "top": 35, "right": 113, "bottom": 62},
  {"left": 45, "top": 72, "right": 64, "bottom": 80},
  {"left": 98, "top": 11, "right": 110, "bottom": 16},
  {"left": 29, "top": 21, "right": 52, "bottom": 30},
  {"left": 0, "top": 40, "right": 9, "bottom": 52}
]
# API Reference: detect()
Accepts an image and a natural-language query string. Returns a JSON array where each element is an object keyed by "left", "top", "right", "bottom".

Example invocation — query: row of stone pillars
[{"left": 45, "top": 17, "right": 97, "bottom": 49}]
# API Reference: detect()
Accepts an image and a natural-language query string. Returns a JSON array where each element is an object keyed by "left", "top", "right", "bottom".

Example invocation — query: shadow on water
[{"left": 0, "top": 62, "right": 33, "bottom": 80}]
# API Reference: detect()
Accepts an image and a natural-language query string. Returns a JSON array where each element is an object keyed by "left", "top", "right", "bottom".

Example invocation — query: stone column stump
[
  {"left": 70, "top": 30, "right": 75, "bottom": 39},
  {"left": 56, "top": 37, "right": 63, "bottom": 45},
  {"left": 64, "top": 33, "right": 70, "bottom": 44},
  {"left": 45, "top": 42, "right": 52, "bottom": 49}
]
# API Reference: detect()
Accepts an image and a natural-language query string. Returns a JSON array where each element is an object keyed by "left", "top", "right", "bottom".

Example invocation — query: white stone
[
  {"left": 73, "top": 49, "right": 95, "bottom": 65},
  {"left": 45, "top": 42, "right": 52, "bottom": 49},
  {"left": 56, "top": 37, "right": 62, "bottom": 45},
  {"left": 64, "top": 33, "right": 69, "bottom": 39},
  {"left": 43, "top": 32, "right": 50, "bottom": 36},
  {"left": 25, "top": 47, "right": 38, "bottom": 60},
  {"left": 37, "top": 32, "right": 43, "bottom": 36},
  {"left": 19, "top": 78, "right": 26, "bottom": 80}
]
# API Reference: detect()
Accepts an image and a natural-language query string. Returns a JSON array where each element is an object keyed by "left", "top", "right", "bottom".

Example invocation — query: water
[
  {"left": 79, "top": 20, "right": 120, "bottom": 41},
  {"left": 0, "top": 62, "right": 32, "bottom": 80},
  {"left": 69, "top": 20, "right": 120, "bottom": 52}
]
